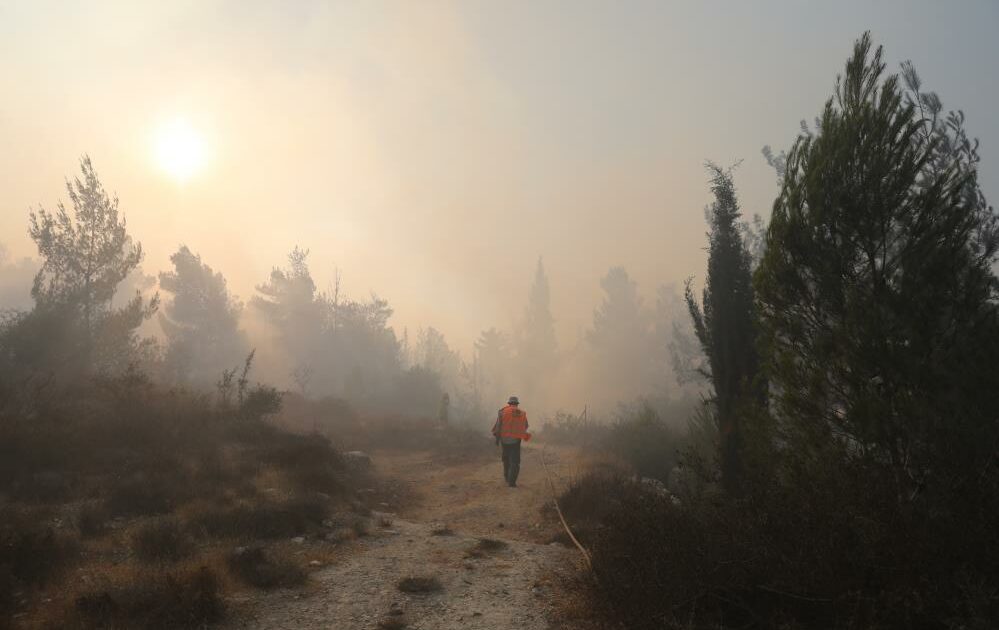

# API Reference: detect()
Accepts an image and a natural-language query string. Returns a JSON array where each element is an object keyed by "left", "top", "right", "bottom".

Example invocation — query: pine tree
[
  {"left": 475, "top": 327, "right": 513, "bottom": 406},
  {"left": 588, "top": 267, "right": 653, "bottom": 403},
  {"left": 251, "top": 246, "right": 325, "bottom": 377},
  {"left": 756, "top": 33, "right": 999, "bottom": 500},
  {"left": 24, "top": 156, "right": 157, "bottom": 372},
  {"left": 515, "top": 258, "right": 558, "bottom": 405},
  {"left": 686, "top": 163, "right": 762, "bottom": 494},
  {"left": 158, "top": 245, "right": 247, "bottom": 385}
]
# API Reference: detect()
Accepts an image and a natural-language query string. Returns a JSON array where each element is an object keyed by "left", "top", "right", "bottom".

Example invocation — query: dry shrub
[
  {"left": 130, "top": 517, "right": 194, "bottom": 563},
  {"left": 193, "top": 448, "right": 258, "bottom": 498},
  {"left": 0, "top": 507, "right": 79, "bottom": 588},
  {"left": 566, "top": 446, "right": 999, "bottom": 629},
  {"left": 377, "top": 617, "right": 408, "bottom": 630},
  {"left": 356, "top": 414, "right": 492, "bottom": 462},
  {"left": 226, "top": 546, "right": 305, "bottom": 589},
  {"left": 554, "top": 469, "right": 644, "bottom": 546},
  {"left": 396, "top": 575, "right": 443, "bottom": 594},
  {"left": 276, "top": 393, "right": 361, "bottom": 442},
  {"left": 360, "top": 414, "right": 441, "bottom": 451},
  {"left": 106, "top": 470, "right": 190, "bottom": 517},
  {"left": 541, "top": 410, "right": 609, "bottom": 448},
  {"left": 465, "top": 538, "right": 509, "bottom": 558},
  {"left": 603, "top": 406, "right": 678, "bottom": 482},
  {"left": 0, "top": 507, "right": 80, "bottom": 623},
  {"left": 76, "top": 501, "right": 110, "bottom": 538},
  {"left": 187, "top": 495, "right": 330, "bottom": 541},
  {"left": 348, "top": 514, "right": 371, "bottom": 538},
  {"left": 255, "top": 432, "right": 346, "bottom": 495},
  {"left": 72, "top": 565, "right": 224, "bottom": 629}
]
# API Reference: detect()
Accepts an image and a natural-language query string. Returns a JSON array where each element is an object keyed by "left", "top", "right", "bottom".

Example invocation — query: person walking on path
[{"left": 492, "top": 395, "right": 531, "bottom": 487}]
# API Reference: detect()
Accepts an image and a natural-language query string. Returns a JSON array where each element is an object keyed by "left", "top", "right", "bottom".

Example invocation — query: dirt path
[
  {"left": 227, "top": 444, "right": 588, "bottom": 630},
  {"left": 377, "top": 443, "right": 580, "bottom": 543}
]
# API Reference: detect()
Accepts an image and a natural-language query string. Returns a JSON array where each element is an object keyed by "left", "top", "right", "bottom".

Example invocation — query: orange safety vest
[{"left": 496, "top": 405, "right": 531, "bottom": 441}]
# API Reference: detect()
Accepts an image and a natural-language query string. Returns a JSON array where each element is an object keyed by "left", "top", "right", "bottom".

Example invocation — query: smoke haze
[{"left": 1, "top": 0, "right": 997, "bottom": 413}]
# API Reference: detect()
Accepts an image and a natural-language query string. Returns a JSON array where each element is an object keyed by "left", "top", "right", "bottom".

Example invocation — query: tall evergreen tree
[
  {"left": 474, "top": 327, "right": 513, "bottom": 407},
  {"left": 414, "top": 326, "right": 461, "bottom": 390},
  {"left": 686, "top": 163, "right": 762, "bottom": 493},
  {"left": 158, "top": 245, "right": 247, "bottom": 385},
  {"left": 22, "top": 156, "right": 157, "bottom": 373},
  {"left": 588, "top": 267, "right": 654, "bottom": 403},
  {"left": 756, "top": 33, "right": 999, "bottom": 501},
  {"left": 324, "top": 293, "right": 402, "bottom": 402},
  {"left": 515, "top": 258, "right": 558, "bottom": 405},
  {"left": 252, "top": 246, "right": 325, "bottom": 376}
]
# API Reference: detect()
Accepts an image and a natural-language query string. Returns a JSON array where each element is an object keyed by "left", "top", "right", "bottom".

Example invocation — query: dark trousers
[{"left": 501, "top": 441, "right": 521, "bottom": 486}]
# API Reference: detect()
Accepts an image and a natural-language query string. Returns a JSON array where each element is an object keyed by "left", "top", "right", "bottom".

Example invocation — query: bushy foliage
[
  {"left": 20, "top": 155, "right": 158, "bottom": 376},
  {"left": 158, "top": 245, "right": 248, "bottom": 386},
  {"left": 604, "top": 405, "right": 677, "bottom": 483},
  {"left": 572, "top": 33, "right": 999, "bottom": 630},
  {"left": 758, "top": 33, "right": 999, "bottom": 506},
  {"left": 514, "top": 258, "right": 560, "bottom": 403}
]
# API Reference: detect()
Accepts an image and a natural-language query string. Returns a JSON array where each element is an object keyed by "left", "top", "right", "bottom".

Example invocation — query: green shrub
[{"left": 605, "top": 405, "right": 677, "bottom": 482}]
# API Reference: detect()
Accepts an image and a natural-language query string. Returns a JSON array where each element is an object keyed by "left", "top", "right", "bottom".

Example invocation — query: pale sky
[{"left": 1, "top": 0, "right": 997, "bottom": 352}]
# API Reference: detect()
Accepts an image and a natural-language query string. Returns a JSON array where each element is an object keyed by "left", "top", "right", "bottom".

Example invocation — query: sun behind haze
[{"left": 152, "top": 117, "right": 209, "bottom": 184}]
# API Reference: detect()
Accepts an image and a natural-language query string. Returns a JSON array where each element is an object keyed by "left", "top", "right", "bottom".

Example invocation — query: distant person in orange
[{"left": 491, "top": 396, "right": 531, "bottom": 487}]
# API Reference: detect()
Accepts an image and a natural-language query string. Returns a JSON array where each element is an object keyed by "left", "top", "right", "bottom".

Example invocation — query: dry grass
[
  {"left": 42, "top": 562, "right": 226, "bottom": 629},
  {"left": 0, "top": 377, "right": 362, "bottom": 627},
  {"left": 130, "top": 516, "right": 194, "bottom": 563}
]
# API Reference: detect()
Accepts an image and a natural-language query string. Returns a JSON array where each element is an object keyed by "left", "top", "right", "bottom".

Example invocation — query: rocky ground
[{"left": 225, "top": 444, "right": 596, "bottom": 630}]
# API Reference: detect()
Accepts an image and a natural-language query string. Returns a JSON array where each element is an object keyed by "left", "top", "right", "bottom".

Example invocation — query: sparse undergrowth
[
  {"left": 558, "top": 462, "right": 999, "bottom": 629},
  {"left": 0, "top": 376, "right": 362, "bottom": 628},
  {"left": 68, "top": 565, "right": 225, "bottom": 629},
  {"left": 226, "top": 546, "right": 306, "bottom": 589}
]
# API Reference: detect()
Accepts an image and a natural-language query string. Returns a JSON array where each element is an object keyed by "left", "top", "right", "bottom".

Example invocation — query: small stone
[
  {"left": 291, "top": 536, "right": 305, "bottom": 544},
  {"left": 309, "top": 560, "right": 321, "bottom": 567}
]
